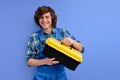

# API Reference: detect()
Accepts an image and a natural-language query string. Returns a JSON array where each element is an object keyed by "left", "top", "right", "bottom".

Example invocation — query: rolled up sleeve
[{"left": 26, "top": 36, "right": 37, "bottom": 62}]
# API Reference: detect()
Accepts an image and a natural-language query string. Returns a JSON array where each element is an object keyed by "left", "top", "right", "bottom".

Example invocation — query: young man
[{"left": 26, "top": 6, "right": 84, "bottom": 80}]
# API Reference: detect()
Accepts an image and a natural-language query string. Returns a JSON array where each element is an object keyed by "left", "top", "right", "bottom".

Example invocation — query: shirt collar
[{"left": 41, "top": 28, "right": 56, "bottom": 34}]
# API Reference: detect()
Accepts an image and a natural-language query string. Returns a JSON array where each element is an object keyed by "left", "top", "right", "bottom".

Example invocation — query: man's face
[{"left": 39, "top": 12, "right": 52, "bottom": 29}]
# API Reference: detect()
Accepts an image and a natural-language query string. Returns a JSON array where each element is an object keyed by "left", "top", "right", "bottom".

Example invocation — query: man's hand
[{"left": 43, "top": 58, "right": 59, "bottom": 65}]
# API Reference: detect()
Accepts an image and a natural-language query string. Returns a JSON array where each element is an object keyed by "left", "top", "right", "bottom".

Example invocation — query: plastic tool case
[{"left": 43, "top": 38, "right": 83, "bottom": 71}]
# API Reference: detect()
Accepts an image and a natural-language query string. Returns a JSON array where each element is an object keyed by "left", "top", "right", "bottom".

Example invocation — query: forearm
[
  {"left": 27, "top": 58, "right": 45, "bottom": 67},
  {"left": 72, "top": 40, "right": 83, "bottom": 52},
  {"left": 27, "top": 58, "right": 59, "bottom": 67}
]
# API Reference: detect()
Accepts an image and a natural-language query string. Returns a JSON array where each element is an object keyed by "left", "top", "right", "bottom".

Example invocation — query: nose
[{"left": 43, "top": 17, "right": 47, "bottom": 22}]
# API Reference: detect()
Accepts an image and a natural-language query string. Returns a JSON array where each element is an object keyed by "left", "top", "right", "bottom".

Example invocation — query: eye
[
  {"left": 45, "top": 16, "right": 50, "bottom": 19},
  {"left": 39, "top": 16, "right": 43, "bottom": 19}
]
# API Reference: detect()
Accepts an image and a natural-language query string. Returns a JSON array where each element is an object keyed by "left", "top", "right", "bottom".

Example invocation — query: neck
[{"left": 44, "top": 27, "right": 52, "bottom": 34}]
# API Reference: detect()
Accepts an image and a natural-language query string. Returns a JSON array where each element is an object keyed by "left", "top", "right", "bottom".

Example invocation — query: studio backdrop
[{"left": 0, "top": 0, "right": 120, "bottom": 80}]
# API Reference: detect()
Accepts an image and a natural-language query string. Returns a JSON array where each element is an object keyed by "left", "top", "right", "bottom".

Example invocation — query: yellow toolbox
[{"left": 43, "top": 37, "right": 83, "bottom": 71}]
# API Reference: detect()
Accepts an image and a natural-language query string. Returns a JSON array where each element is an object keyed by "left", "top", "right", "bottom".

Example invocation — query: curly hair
[{"left": 34, "top": 6, "right": 57, "bottom": 28}]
